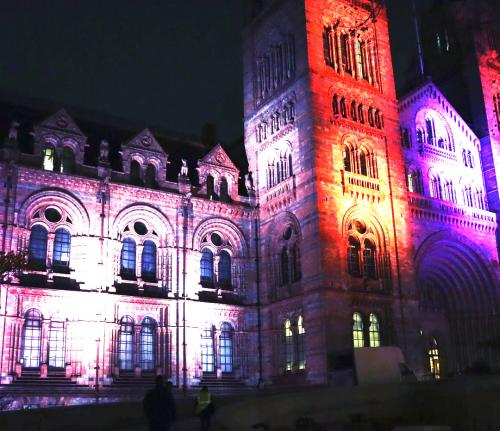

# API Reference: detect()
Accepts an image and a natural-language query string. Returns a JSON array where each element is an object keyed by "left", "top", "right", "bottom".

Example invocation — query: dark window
[
  {"left": 28, "top": 225, "right": 48, "bottom": 270},
  {"left": 61, "top": 147, "right": 75, "bottom": 174},
  {"left": 340, "top": 34, "right": 351, "bottom": 74},
  {"left": 200, "top": 249, "right": 214, "bottom": 285},
  {"left": 363, "top": 240, "right": 377, "bottom": 279},
  {"left": 48, "top": 321, "right": 66, "bottom": 369},
  {"left": 140, "top": 317, "right": 156, "bottom": 371},
  {"left": 340, "top": 97, "right": 347, "bottom": 118},
  {"left": 141, "top": 240, "right": 157, "bottom": 281},
  {"left": 426, "top": 118, "right": 435, "bottom": 145},
  {"left": 218, "top": 250, "right": 232, "bottom": 288},
  {"left": 120, "top": 238, "right": 137, "bottom": 280},
  {"left": 219, "top": 323, "right": 233, "bottom": 373},
  {"left": 281, "top": 247, "right": 289, "bottom": 285},
  {"left": 144, "top": 164, "right": 157, "bottom": 189},
  {"left": 207, "top": 175, "right": 216, "bottom": 200},
  {"left": 22, "top": 309, "right": 42, "bottom": 368},
  {"left": 375, "top": 110, "right": 382, "bottom": 129},
  {"left": 343, "top": 145, "right": 352, "bottom": 172},
  {"left": 291, "top": 243, "right": 301, "bottom": 282},
  {"left": 359, "top": 151, "right": 368, "bottom": 176},
  {"left": 130, "top": 160, "right": 142, "bottom": 186},
  {"left": 220, "top": 178, "right": 230, "bottom": 202},
  {"left": 201, "top": 327, "right": 215, "bottom": 373},
  {"left": 358, "top": 104, "right": 365, "bottom": 124},
  {"left": 118, "top": 316, "right": 134, "bottom": 370},
  {"left": 53, "top": 228, "right": 71, "bottom": 271},
  {"left": 332, "top": 94, "right": 339, "bottom": 115},
  {"left": 348, "top": 236, "right": 361, "bottom": 277},
  {"left": 350, "top": 101, "right": 357, "bottom": 121},
  {"left": 368, "top": 108, "right": 375, "bottom": 127}
]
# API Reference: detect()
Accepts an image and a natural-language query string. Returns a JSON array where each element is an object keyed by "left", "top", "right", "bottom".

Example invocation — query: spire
[{"left": 411, "top": 0, "right": 425, "bottom": 81}]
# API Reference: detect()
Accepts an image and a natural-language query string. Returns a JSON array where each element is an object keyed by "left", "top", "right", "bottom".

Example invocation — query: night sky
[{"left": 0, "top": 1, "right": 420, "bottom": 145}]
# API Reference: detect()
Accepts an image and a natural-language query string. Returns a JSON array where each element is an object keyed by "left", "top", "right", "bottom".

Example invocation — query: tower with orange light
[{"left": 244, "top": 0, "right": 419, "bottom": 383}]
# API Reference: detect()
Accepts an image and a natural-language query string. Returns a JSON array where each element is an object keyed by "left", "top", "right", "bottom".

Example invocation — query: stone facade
[{"left": 0, "top": 0, "right": 499, "bottom": 389}]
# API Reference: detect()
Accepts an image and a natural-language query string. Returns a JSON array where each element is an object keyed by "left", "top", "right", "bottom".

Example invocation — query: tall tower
[{"left": 243, "top": 0, "right": 419, "bottom": 384}]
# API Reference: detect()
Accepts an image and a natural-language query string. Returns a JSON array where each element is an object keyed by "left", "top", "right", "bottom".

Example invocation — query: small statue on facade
[
  {"left": 180, "top": 159, "right": 189, "bottom": 176},
  {"left": 245, "top": 172, "right": 255, "bottom": 192},
  {"left": 99, "top": 139, "right": 109, "bottom": 164},
  {"left": 8, "top": 121, "right": 19, "bottom": 141}
]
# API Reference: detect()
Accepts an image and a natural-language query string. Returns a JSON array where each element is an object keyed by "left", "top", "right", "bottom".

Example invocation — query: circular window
[
  {"left": 134, "top": 221, "right": 148, "bottom": 235},
  {"left": 211, "top": 233, "right": 223, "bottom": 246},
  {"left": 354, "top": 220, "right": 367, "bottom": 234},
  {"left": 283, "top": 226, "right": 293, "bottom": 240},
  {"left": 45, "top": 208, "right": 62, "bottom": 223}
]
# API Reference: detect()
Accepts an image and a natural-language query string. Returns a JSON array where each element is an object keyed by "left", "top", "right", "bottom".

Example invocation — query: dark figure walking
[
  {"left": 194, "top": 386, "right": 215, "bottom": 431},
  {"left": 143, "top": 375, "right": 176, "bottom": 431}
]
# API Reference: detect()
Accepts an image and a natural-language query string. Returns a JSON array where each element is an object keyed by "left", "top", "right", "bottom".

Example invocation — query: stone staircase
[
  {"left": 110, "top": 371, "right": 156, "bottom": 388},
  {"left": 7, "top": 369, "right": 77, "bottom": 391},
  {"left": 198, "top": 373, "right": 249, "bottom": 391}
]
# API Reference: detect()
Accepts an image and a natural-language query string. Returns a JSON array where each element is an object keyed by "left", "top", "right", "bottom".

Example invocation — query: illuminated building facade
[{"left": 0, "top": 0, "right": 499, "bottom": 388}]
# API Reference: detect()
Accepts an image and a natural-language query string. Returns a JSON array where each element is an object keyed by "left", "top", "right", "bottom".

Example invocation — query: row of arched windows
[
  {"left": 201, "top": 323, "right": 234, "bottom": 373},
  {"left": 29, "top": 225, "right": 71, "bottom": 272},
  {"left": 343, "top": 144, "right": 379, "bottom": 179},
  {"left": 120, "top": 238, "right": 157, "bottom": 281},
  {"left": 118, "top": 316, "right": 158, "bottom": 370},
  {"left": 333, "top": 95, "right": 383, "bottom": 129},
  {"left": 346, "top": 220, "right": 380, "bottom": 280},
  {"left": 200, "top": 249, "right": 232, "bottom": 288},
  {"left": 427, "top": 174, "right": 487, "bottom": 209},
  {"left": 266, "top": 148, "right": 293, "bottom": 189},
  {"left": 416, "top": 115, "right": 454, "bottom": 152},
  {"left": 323, "top": 25, "right": 378, "bottom": 87},
  {"left": 255, "top": 102, "right": 296, "bottom": 143},
  {"left": 283, "top": 316, "right": 306, "bottom": 372},
  {"left": 353, "top": 312, "right": 381, "bottom": 348},
  {"left": 130, "top": 160, "right": 159, "bottom": 188},
  {"left": 43, "top": 146, "right": 76, "bottom": 174}
]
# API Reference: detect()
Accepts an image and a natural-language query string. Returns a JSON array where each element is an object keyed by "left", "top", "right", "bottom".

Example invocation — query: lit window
[
  {"left": 22, "top": 309, "right": 42, "bottom": 368},
  {"left": 219, "top": 323, "right": 233, "bottom": 373},
  {"left": 120, "top": 238, "right": 137, "bottom": 279},
  {"left": 140, "top": 317, "right": 156, "bottom": 370},
  {"left": 48, "top": 321, "right": 66, "bottom": 369},
  {"left": 200, "top": 248, "right": 214, "bottom": 285},
  {"left": 201, "top": 327, "right": 215, "bottom": 373},
  {"left": 218, "top": 250, "right": 232, "bottom": 288},
  {"left": 141, "top": 240, "right": 157, "bottom": 282},
  {"left": 53, "top": 228, "right": 71, "bottom": 270},
  {"left": 353, "top": 312, "right": 364, "bottom": 348},
  {"left": 428, "top": 337, "right": 440, "bottom": 379},
  {"left": 118, "top": 316, "right": 134, "bottom": 370},
  {"left": 369, "top": 313, "right": 380, "bottom": 347},
  {"left": 285, "top": 319, "right": 294, "bottom": 371},
  {"left": 43, "top": 147, "right": 55, "bottom": 171},
  {"left": 28, "top": 225, "right": 48, "bottom": 270},
  {"left": 297, "top": 316, "right": 306, "bottom": 370}
]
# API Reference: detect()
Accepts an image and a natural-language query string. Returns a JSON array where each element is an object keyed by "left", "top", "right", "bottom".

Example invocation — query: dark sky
[{"left": 0, "top": 1, "right": 417, "bottom": 144}]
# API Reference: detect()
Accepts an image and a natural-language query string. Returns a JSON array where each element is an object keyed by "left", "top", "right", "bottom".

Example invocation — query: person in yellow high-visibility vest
[{"left": 194, "top": 386, "right": 214, "bottom": 431}]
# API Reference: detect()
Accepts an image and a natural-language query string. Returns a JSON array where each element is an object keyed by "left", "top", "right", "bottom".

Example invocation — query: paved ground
[{"left": 116, "top": 417, "right": 208, "bottom": 431}]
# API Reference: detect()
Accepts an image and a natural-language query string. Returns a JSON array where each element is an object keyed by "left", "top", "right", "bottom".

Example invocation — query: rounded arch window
[
  {"left": 22, "top": 309, "right": 43, "bottom": 368},
  {"left": 118, "top": 316, "right": 135, "bottom": 370},
  {"left": 368, "top": 313, "right": 380, "bottom": 347},
  {"left": 283, "top": 226, "right": 293, "bottom": 240},
  {"left": 140, "top": 317, "right": 156, "bottom": 370},
  {"left": 353, "top": 312, "right": 364, "bottom": 348},
  {"left": 219, "top": 322, "right": 234, "bottom": 373}
]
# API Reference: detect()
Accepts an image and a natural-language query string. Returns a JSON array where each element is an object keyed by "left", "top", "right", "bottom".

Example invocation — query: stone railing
[{"left": 262, "top": 175, "right": 296, "bottom": 205}]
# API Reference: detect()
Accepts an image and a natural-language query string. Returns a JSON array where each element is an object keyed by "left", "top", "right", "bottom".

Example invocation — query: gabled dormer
[
  {"left": 121, "top": 128, "right": 169, "bottom": 188},
  {"left": 34, "top": 109, "right": 87, "bottom": 174},
  {"left": 197, "top": 144, "right": 239, "bottom": 202}
]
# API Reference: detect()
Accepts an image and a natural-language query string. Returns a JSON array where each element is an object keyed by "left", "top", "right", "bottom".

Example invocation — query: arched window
[
  {"left": 462, "top": 149, "right": 468, "bottom": 166},
  {"left": 48, "top": 320, "right": 66, "bottom": 369},
  {"left": 340, "top": 34, "right": 352, "bottom": 74},
  {"left": 368, "top": 313, "right": 380, "bottom": 347},
  {"left": 332, "top": 94, "right": 339, "bottom": 115},
  {"left": 368, "top": 108, "right": 375, "bottom": 127},
  {"left": 53, "top": 228, "right": 71, "bottom": 271},
  {"left": 430, "top": 175, "right": 442, "bottom": 199},
  {"left": 363, "top": 240, "right": 377, "bottom": 279},
  {"left": 284, "top": 319, "right": 294, "bottom": 371},
  {"left": 120, "top": 238, "right": 137, "bottom": 280},
  {"left": 200, "top": 249, "right": 214, "bottom": 285},
  {"left": 219, "top": 323, "right": 233, "bottom": 373},
  {"left": 359, "top": 150, "right": 368, "bottom": 176},
  {"left": 207, "top": 175, "right": 216, "bottom": 199},
  {"left": 428, "top": 337, "right": 440, "bottom": 379},
  {"left": 347, "top": 236, "right": 361, "bottom": 277},
  {"left": 425, "top": 118, "right": 435, "bottom": 145},
  {"left": 144, "top": 164, "right": 157, "bottom": 189},
  {"left": 140, "top": 317, "right": 156, "bottom": 371},
  {"left": 297, "top": 316, "right": 306, "bottom": 370},
  {"left": 340, "top": 97, "right": 347, "bottom": 118},
  {"left": 353, "top": 312, "right": 364, "bottom": 348},
  {"left": 464, "top": 185, "right": 473, "bottom": 207},
  {"left": 201, "top": 326, "right": 215, "bottom": 373},
  {"left": 281, "top": 247, "right": 289, "bottom": 286},
  {"left": 220, "top": 177, "right": 230, "bottom": 202},
  {"left": 350, "top": 100, "right": 357, "bottom": 121},
  {"left": 416, "top": 129, "right": 424, "bottom": 144},
  {"left": 22, "top": 309, "right": 42, "bottom": 368},
  {"left": 141, "top": 240, "right": 157, "bottom": 282},
  {"left": 343, "top": 145, "right": 352, "bottom": 172},
  {"left": 130, "top": 160, "right": 142, "bottom": 186},
  {"left": 29, "top": 225, "right": 48, "bottom": 270},
  {"left": 407, "top": 169, "right": 422, "bottom": 194},
  {"left": 358, "top": 104, "right": 365, "bottom": 124},
  {"left": 291, "top": 242, "right": 301, "bottom": 282},
  {"left": 118, "top": 316, "right": 134, "bottom": 370},
  {"left": 375, "top": 110, "right": 382, "bottom": 129},
  {"left": 43, "top": 146, "right": 55, "bottom": 171},
  {"left": 61, "top": 147, "right": 75, "bottom": 174},
  {"left": 467, "top": 151, "right": 474, "bottom": 168},
  {"left": 444, "top": 180, "right": 456, "bottom": 203},
  {"left": 218, "top": 250, "right": 232, "bottom": 288}
]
